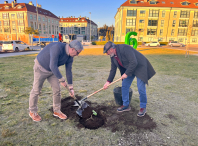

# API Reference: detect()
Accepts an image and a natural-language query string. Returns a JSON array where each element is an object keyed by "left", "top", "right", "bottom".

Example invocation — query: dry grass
[{"left": 0, "top": 48, "right": 198, "bottom": 145}]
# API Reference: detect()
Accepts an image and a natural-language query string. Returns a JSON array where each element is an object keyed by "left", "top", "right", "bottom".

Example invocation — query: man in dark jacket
[
  {"left": 29, "top": 40, "right": 83, "bottom": 122},
  {"left": 103, "top": 41, "right": 156, "bottom": 117}
]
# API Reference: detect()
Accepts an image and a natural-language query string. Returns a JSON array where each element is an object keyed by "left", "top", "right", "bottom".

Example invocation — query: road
[{"left": 0, "top": 45, "right": 198, "bottom": 58}]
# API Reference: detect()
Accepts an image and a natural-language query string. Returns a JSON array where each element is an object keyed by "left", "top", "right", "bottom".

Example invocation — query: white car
[
  {"left": 145, "top": 42, "right": 160, "bottom": 47},
  {"left": 2, "top": 40, "right": 30, "bottom": 52}
]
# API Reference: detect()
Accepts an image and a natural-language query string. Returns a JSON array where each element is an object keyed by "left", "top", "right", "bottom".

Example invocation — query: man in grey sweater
[
  {"left": 29, "top": 40, "right": 83, "bottom": 122},
  {"left": 103, "top": 41, "right": 156, "bottom": 117}
]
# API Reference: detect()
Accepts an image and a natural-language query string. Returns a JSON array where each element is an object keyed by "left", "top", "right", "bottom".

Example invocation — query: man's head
[
  {"left": 69, "top": 40, "right": 83, "bottom": 57},
  {"left": 103, "top": 41, "right": 116, "bottom": 57}
]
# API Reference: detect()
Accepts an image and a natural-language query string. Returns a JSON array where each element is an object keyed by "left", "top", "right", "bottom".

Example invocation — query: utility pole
[
  {"left": 36, "top": 0, "right": 40, "bottom": 48},
  {"left": 98, "top": 22, "right": 99, "bottom": 41},
  {"left": 89, "top": 12, "right": 91, "bottom": 42}
]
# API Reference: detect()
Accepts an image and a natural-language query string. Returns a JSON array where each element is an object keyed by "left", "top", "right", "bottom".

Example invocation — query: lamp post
[
  {"left": 89, "top": 12, "right": 91, "bottom": 42},
  {"left": 98, "top": 22, "right": 99, "bottom": 41},
  {"left": 36, "top": 0, "right": 40, "bottom": 47}
]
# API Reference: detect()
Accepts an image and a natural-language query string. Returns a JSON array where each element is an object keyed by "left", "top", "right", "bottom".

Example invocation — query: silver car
[
  {"left": 2, "top": 40, "right": 30, "bottom": 52},
  {"left": 168, "top": 41, "right": 184, "bottom": 47}
]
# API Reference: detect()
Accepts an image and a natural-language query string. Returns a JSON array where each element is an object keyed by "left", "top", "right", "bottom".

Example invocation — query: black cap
[{"left": 103, "top": 41, "right": 113, "bottom": 53}]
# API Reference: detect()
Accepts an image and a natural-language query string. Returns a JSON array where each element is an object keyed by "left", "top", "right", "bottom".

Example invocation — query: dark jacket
[{"left": 107, "top": 44, "right": 156, "bottom": 84}]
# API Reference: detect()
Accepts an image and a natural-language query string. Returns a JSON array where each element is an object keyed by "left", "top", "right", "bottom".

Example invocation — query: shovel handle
[{"left": 87, "top": 77, "right": 122, "bottom": 98}]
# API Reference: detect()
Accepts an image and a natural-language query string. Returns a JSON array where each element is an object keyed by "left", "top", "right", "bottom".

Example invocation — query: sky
[{"left": 2, "top": 0, "right": 127, "bottom": 27}]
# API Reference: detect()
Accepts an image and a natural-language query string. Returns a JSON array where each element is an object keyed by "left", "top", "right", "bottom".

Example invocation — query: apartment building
[
  {"left": 0, "top": 1, "right": 59, "bottom": 44},
  {"left": 114, "top": 0, "right": 198, "bottom": 44},
  {"left": 59, "top": 16, "right": 98, "bottom": 40}
]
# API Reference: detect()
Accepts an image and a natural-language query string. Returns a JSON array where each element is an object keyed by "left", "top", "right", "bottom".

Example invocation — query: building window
[
  {"left": 178, "top": 38, "right": 184, "bottom": 42},
  {"left": 38, "top": 16, "right": 41, "bottom": 21},
  {"left": 11, "top": 14, "right": 15, "bottom": 19},
  {"left": 173, "top": 11, "right": 177, "bottom": 18},
  {"left": 181, "top": 2, "right": 189, "bottom": 5},
  {"left": 18, "top": 20, "right": 24, "bottom": 26},
  {"left": 126, "top": 28, "right": 135, "bottom": 34},
  {"left": 0, "top": 21, "right": 1, "bottom": 26},
  {"left": 52, "top": 20, "right": 54, "bottom": 24},
  {"left": 194, "top": 12, "right": 198, "bottom": 18},
  {"left": 179, "top": 20, "right": 189, "bottom": 27},
  {"left": 30, "top": 22, "right": 33, "bottom": 28},
  {"left": 169, "top": 38, "right": 174, "bottom": 41},
  {"left": 81, "top": 31, "right": 85, "bottom": 34},
  {"left": 30, "top": 14, "right": 33, "bottom": 19},
  {"left": 171, "top": 29, "right": 175, "bottom": 36},
  {"left": 148, "top": 37, "right": 154, "bottom": 41},
  {"left": 150, "top": 1, "right": 156, "bottom": 4},
  {"left": 140, "top": 10, "right": 145, "bottom": 17},
  {"left": 52, "top": 25, "right": 54, "bottom": 34},
  {"left": 180, "top": 11, "right": 190, "bottom": 18},
  {"left": 158, "top": 38, "right": 163, "bottom": 41},
  {"left": 0, "top": 27, "right": 2, "bottom": 33},
  {"left": 191, "top": 29, "right": 198, "bottom": 36},
  {"left": 34, "top": 15, "right": 36, "bottom": 20},
  {"left": 147, "top": 29, "right": 157, "bottom": 35},
  {"left": 18, "top": 27, "right": 24, "bottom": 33},
  {"left": 2, "top": 13, "right": 9, "bottom": 19},
  {"left": 48, "top": 19, "right": 50, "bottom": 23},
  {"left": 39, "top": 24, "right": 41, "bottom": 33},
  {"left": 139, "top": 20, "right": 144, "bottom": 28},
  {"left": 127, "top": 10, "right": 137, "bottom": 17},
  {"left": 148, "top": 20, "right": 158, "bottom": 26},
  {"left": 149, "top": 9, "right": 159, "bottom": 17},
  {"left": 192, "top": 38, "right": 197, "bottom": 42},
  {"left": 126, "top": 19, "right": 136, "bottom": 26},
  {"left": 4, "top": 27, "right": 10, "bottom": 33},
  {"left": 17, "top": 13, "right": 24, "bottom": 19},
  {"left": 160, "top": 29, "right": 163, "bottom": 35},
  {"left": 130, "top": 0, "right": 137, "bottom": 4},
  {"left": 43, "top": 17, "right": 45, "bottom": 22},
  {"left": 138, "top": 37, "right": 143, "bottom": 41},
  {"left": 193, "top": 20, "right": 198, "bottom": 27},
  {"left": 3, "top": 20, "right": 9, "bottom": 26},
  {"left": 178, "top": 29, "right": 187, "bottom": 36},
  {"left": 172, "top": 20, "right": 176, "bottom": 27},
  {"left": 161, "top": 20, "right": 164, "bottom": 27},
  {"left": 162, "top": 11, "right": 165, "bottom": 17},
  {"left": 49, "top": 25, "right": 51, "bottom": 34}
]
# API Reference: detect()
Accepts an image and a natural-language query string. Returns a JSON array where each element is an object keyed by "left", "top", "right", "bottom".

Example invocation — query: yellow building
[
  {"left": 0, "top": 1, "right": 59, "bottom": 44},
  {"left": 114, "top": 0, "right": 198, "bottom": 44},
  {"left": 59, "top": 16, "right": 98, "bottom": 41}
]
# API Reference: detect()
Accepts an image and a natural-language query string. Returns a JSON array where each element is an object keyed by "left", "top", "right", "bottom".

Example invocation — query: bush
[{"left": 92, "top": 42, "right": 96, "bottom": 45}]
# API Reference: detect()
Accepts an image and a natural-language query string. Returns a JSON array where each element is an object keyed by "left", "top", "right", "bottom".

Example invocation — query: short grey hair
[{"left": 69, "top": 40, "right": 84, "bottom": 51}]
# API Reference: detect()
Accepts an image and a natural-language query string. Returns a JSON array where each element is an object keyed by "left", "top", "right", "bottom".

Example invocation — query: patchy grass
[{"left": 0, "top": 52, "right": 198, "bottom": 145}]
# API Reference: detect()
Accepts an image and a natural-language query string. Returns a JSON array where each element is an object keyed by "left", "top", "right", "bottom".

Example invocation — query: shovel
[{"left": 73, "top": 77, "right": 122, "bottom": 117}]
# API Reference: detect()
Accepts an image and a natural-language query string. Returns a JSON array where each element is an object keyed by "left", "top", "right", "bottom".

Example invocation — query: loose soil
[{"left": 50, "top": 96, "right": 157, "bottom": 134}]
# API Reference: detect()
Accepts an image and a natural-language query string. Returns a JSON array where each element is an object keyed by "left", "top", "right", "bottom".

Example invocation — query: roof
[
  {"left": 59, "top": 17, "right": 97, "bottom": 26},
  {"left": 0, "top": 3, "right": 59, "bottom": 19},
  {"left": 121, "top": 0, "right": 198, "bottom": 9}
]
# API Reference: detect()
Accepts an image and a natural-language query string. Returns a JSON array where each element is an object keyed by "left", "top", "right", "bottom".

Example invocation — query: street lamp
[
  {"left": 98, "top": 22, "right": 99, "bottom": 41},
  {"left": 89, "top": 12, "right": 91, "bottom": 42}
]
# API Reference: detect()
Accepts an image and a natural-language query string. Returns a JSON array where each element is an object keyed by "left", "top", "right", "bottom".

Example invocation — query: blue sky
[{"left": 4, "top": 0, "right": 127, "bottom": 27}]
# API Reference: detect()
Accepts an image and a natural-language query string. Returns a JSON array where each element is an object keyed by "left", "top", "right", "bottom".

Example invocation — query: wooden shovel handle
[{"left": 87, "top": 77, "right": 122, "bottom": 98}]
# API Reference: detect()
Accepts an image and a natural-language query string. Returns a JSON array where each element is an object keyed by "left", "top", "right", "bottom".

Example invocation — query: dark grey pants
[{"left": 29, "top": 63, "right": 61, "bottom": 113}]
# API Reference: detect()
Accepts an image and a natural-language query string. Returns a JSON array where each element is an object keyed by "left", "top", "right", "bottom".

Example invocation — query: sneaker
[
  {"left": 117, "top": 105, "right": 131, "bottom": 112},
  {"left": 137, "top": 108, "right": 146, "bottom": 117},
  {"left": 29, "top": 111, "right": 41, "bottom": 122},
  {"left": 53, "top": 111, "right": 67, "bottom": 120}
]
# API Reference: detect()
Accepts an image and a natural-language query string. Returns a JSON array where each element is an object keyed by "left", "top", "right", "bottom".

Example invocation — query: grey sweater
[{"left": 37, "top": 42, "right": 73, "bottom": 84}]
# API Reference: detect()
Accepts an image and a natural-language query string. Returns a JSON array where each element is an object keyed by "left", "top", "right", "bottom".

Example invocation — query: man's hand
[
  {"left": 121, "top": 73, "right": 128, "bottom": 80},
  {"left": 69, "top": 89, "right": 74, "bottom": 97},
  {"left": 103, "top": 81, "right": 110, "bottom": 90},
  {"left": 60, "top": 81, "right": 67, "bottom": 87}
]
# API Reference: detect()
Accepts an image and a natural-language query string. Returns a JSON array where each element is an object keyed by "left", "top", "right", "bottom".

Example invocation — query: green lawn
[{"left": 0, "top": 54, "right": 198, "bottom": 146}]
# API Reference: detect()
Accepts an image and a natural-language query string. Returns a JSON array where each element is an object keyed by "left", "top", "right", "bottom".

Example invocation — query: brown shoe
[
  {"left": 53, "top": 111, "right": 67, "bottom": 120},
  {"left": 29, "top": 111, "right": 41, "bottom": 122}
]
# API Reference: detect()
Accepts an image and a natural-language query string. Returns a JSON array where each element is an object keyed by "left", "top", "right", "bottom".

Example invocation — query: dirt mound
[{"left": 50, "top": 96, "right": 157, "bottom": 133}]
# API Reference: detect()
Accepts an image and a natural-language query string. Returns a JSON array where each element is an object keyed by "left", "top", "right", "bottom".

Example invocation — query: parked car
[
  {"left": 2, "top": 40, "right": 30, "bottom": 52},
  {"left": 145, "top": 42, "right": 160, "bottom": 47},
  {"left": 168, "top": 41, "right": 184, "bottom": 47}
]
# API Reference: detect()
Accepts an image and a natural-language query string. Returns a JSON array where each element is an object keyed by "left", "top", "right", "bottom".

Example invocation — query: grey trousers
[{"left": 29, "top": 63, "right": 61, "bottom": 113}]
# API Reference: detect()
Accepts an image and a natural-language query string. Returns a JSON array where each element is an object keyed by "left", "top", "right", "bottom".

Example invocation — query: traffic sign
[{"left": 52, "top": 35, "right": 54, "bottom": 38}]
